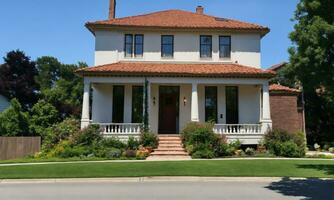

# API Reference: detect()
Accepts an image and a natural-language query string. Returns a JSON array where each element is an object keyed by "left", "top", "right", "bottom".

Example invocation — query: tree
[
  {"left": 36, "top": 56, "right": 87, "bottom": 119},
  {"left": 0, "top": 99, "right": 30, "bottom": 136},
  {"left": 0, "top": 50, "right": 39, "bottom": 109},
  {"left": 29, "top": 100, "right": 59, "bottom": 138},
  {"left": 287, "top": 0, "right": 334, "bottom": 144}
]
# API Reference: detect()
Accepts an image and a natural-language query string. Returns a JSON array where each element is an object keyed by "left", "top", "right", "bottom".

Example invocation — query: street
[{"left": 0, "top": 177, "right": 333, "bottom": 200}]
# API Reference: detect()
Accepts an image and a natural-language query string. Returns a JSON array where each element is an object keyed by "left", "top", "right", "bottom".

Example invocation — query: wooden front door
[{"left": 158, "top": 86, "right": 179, "bottom": 134}]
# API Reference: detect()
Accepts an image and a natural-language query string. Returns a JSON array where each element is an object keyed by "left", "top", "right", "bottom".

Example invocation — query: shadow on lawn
[
  {"left": 297, "top": 164, "right": 334, "bottom": 176},
  {"left": 266, "top": 177, "right": 334, "bottom": 200}
]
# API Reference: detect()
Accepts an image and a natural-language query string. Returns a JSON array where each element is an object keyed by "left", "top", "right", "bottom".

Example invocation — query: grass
[{"left": 0, "top": 159, "right": 334, "bottom": 179}]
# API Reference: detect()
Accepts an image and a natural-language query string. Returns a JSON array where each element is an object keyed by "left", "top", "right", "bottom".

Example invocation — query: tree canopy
[
  {"left": 286, "top": 0, "right": 334, "bottom": 144},
  {"left": 0, "top": 50, "right": 39, "bottom": 110}
]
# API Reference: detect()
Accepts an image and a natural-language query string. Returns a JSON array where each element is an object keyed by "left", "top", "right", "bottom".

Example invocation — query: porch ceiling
[{"left": 76, "top": 62, "right": 275, "bottom": 78}]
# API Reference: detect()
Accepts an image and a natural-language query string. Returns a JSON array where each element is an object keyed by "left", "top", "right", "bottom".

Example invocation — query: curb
[{"left": 1, "top": 176, "right": 333, "bottom": 184}]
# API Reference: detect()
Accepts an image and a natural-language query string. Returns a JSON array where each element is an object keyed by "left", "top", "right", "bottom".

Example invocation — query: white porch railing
[
  {"left": 213, "top": 124, "right": 262, "bottom": 135},
  {"left": 94, "top": 123, "right": 142, "bottom": 135}
]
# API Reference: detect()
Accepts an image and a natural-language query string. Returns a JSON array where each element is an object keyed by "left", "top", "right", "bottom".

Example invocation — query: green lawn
[{"left": 0, "top": 159, "right": 334, "bottom": 179}]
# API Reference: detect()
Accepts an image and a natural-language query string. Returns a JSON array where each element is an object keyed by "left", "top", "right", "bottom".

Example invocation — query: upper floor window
[
  {"left": 134, "top": 34, "right": 144, "bottom": 57},
  {"left": 200, "top": 35, "right": 212, "bottom": 58},
  {"left": 124, "top": 34, "right": 144, "bottom": 58},
  {"left": 124, "top": 34, "right": 133, "bottom": 58},
  {"left": 219, "top": 36, "right": 231, "bottom": 59},
  {"left": 161, "top": 35, "right": 174, "bottom": 58}
]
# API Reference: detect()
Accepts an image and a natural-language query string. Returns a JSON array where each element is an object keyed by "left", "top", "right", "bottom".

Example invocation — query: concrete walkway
[{"left": 0, "top": 157, "right": 333, "bottom": 167}]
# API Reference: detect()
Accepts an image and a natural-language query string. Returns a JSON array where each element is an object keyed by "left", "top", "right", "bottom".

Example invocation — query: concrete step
[
  {"left": 158, "top": 145, "right": 183, "bottom": 148},
  {"left": 158, "top": 137, "right": 182, "bottom": 141},
  {"left": 156, "top": 147, "right": 185, "bottom": 151},
  {"left": 150, "top": 151, "right": 189, "bottom": 156},
  {"left": 159, "top": 140, "right": 182, "bottom": 144},
  {"left": 146, "top": 155, "right": 192, "bottom": 160}
]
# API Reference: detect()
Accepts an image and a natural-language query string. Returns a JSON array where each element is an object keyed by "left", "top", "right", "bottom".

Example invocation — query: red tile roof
[
  {"left": 86, "top": 10, "right": 269, "bottom": 35},
  {"left": 268, "top": 62, "right": 287, "bottom": 71},
  {"left": 269, "top": 84, "right": 300, "bottom": 94},
  {"left": 76, "top": 62, "right": 275, "bottom": 78}
]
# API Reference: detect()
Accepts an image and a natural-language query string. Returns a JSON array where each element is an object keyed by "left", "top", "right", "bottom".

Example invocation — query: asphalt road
[{"left": 0, "top": 178, "right": 333, "bottom": 200}]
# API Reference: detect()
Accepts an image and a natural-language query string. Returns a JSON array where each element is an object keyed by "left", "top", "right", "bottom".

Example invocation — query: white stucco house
[
  {"left": 76, "top": 1, "right": 275, "bottom": 144},
  {"left": 0, "top": 95, "right": 10, "bottom": 112}
]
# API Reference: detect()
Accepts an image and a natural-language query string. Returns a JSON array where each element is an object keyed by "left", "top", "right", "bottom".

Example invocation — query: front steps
[{"left": 146, "top": 135, "right": 191, "bottom": 160}]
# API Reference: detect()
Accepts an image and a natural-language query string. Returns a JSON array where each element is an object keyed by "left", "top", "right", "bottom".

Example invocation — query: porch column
[
  {"left": 81, "top": 80, "right": 90, "bottom": 129},
  {"left": 191, "top": 83, "right": 199, "bottom": 122},
  {"left": 261, "top": 82, "right": 272, "bottom": 134}
]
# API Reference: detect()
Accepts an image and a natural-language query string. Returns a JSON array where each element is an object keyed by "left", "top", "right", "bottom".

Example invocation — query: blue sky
[{"left": 0, "top": 0, "right": 298, "bottom": 68}]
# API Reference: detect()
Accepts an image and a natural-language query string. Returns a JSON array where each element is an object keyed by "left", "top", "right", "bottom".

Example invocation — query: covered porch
[{"left": 80, "top": 76, "right": 273, "bottom": 144}]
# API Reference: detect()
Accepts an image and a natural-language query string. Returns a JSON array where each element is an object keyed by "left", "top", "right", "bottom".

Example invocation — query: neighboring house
[
  {"left": 268, "top": 63, "right": 306, "bottom": 134},
  {"left": 76, "top": 0, "right": 276, "bottom": 144},
  {"left": 0, "top": 95, "right": 10, "bottom": 112}
]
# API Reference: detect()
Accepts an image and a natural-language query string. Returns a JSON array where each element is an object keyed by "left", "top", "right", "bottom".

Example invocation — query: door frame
[{"left": 158, "top": 86, "right": 180, "bottom": 134}]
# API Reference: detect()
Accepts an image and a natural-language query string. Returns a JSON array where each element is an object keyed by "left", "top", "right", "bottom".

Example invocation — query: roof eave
[{"left": 86, "top": 23, "right": 270, "bottom": 36}]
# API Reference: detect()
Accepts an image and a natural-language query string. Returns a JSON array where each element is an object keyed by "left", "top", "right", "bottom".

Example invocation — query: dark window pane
[
  {"left": 205, "top": 86, "right": 218, "bottom": 123},
  {"left": 219, "top": 36, "right": 231, "bottom": 58},
  {"left": 226, "top": 86, "right": 238, "bottom": 124},
  {"left": 112, "top": 85, "right": 124, "bottom": 123},
  {"left": 134, "top": 34, "right": 143, "bottom": 57},
  {"left": 161, "top": 35, "right": 174, "bottom": 58},
  {"left": 200, "top": 36, "right": 212, "bottom": 58},
  {"left": 132, "top": 86, "right": 143, "bottom": 123},
  {"left": 124, "top": 34, "right": 133, "bottom": 57}
]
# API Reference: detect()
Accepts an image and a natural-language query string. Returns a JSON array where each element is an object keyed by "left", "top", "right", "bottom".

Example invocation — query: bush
[
  {"left": 124, "top": 149, "right": 137, "bottom": 158},
  {"left": 140, "top": 132, "right": 158, "bottom": 148},
  {"left": 265, "top": 129, "right": 306, "bottom": 157},
  {"left": 100, "top": 137, "right": 126, "bottom": 149},
  {"left": 214, "top": 143, "right": 234, "bottom": 157},
  {"left": 0, "top": 99, "right": 30, "bottom": 136},
  {"left": 127, "top": 137, "right": 140, "bottom": 150},
  {"left": 245, "top": 147, "right": 255, "bottom": 156},
  {"left": 42, "top": 118, "right": 80, "bottom": 150},
  {"left": 29, "top": 100, "right": 59, "bottom": 137},
  {"left": 192, "top": 149, "right": 215, "bottom": 159},
  {"left": 105, "top": 148, "right": 122, "bottom": 159},
  {"left": 329, "top": 147, "right": 334, "bottom": 153},
  {"left": 70, "top": 124, "right": 102, "bottom": 146},
  {"left": 136, "top": 149, "right": 150, "bottom": 159}
]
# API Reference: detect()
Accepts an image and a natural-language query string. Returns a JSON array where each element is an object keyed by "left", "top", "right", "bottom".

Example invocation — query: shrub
[
  {"left": 124, "top": 149, "right": 137, "bottom": 158},
  {"left": 105, "top": 148, "right": 122, "bottom": 159},
  {"left": 192, "top": 149, "right": 215, "bottom": 159},
  {"left": 70, "top": 124, "right": 102, "bottom": 146},
  {"left": 314, "top": 143, "right": 321, "bottom": 151},
  {"left": 265, "top": 129, "right": 306, "bottom": 157},
  {"left": 136, "top": 149, "right": 149, "bottom": 159},
  {"left": 329, "top": 147, "right": 334, "bottom": 153},
  {"left": 279, "top": 141, "right": 304, "bottom": 157},
  {"left": 214, "top": 143, "right": 236, "bottom": 157},
  {"left": 127, "top": 137, "right": 140, "bottom": 150},
  {"left": 245, "top": 147, "right": 255, "bottom": 156},
  {"left": 29, "top": 100, "right": 59, "bottom": 138},
  {"left": 181, "top": 122, "right": 216, "bottom": 146},
  {"left": 100, "top": 137, "right": 126, "bottom": 149},
  {"left": 42, "top": 118, "right": 80, "bottom": 150},
  {"left": 140, "top": 132, "right": 158, "bottom": 148},
  {"left": 0, "top": 99, "right": 30, "bottom": 136}
]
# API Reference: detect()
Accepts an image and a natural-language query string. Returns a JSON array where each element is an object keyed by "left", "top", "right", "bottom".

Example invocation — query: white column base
[
  {"left": 81, "top": 119, "right": 90, "bottom": 129},
  {"left": 261, "top": 119, "right": 272, "bottom": 134}
]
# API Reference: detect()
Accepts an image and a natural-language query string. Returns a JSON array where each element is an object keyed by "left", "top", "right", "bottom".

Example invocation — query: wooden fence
[{"left": 0, "top": 137, "right": 41, "bottom": 160}]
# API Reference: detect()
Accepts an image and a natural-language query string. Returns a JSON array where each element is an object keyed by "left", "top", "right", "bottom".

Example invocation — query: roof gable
[{"left": 86, "top": 9, "right": 269, "bottom": 35}]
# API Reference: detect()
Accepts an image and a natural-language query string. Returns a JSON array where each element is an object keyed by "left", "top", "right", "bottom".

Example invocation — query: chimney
[
  {"left": 196, "top": 6, "right": 204, "bottom": 14},
  {"left": 109, "top": 0, "right": 116, "bottom": 19}
]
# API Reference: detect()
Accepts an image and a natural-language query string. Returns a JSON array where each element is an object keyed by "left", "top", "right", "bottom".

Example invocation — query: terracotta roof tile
[
  {"left": 86, "top": 10, "right": 269, "bottom": 35},
  {"left": 76, "top": 62, "right": 275, "bottom": 78},
  {"left": 269, "top": 84, "right": 300, "bottom": 93}
]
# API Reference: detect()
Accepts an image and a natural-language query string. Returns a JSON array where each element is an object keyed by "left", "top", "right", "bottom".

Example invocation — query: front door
[{"left": 158, "top": 86, "right": 179, "bottom": 134}]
